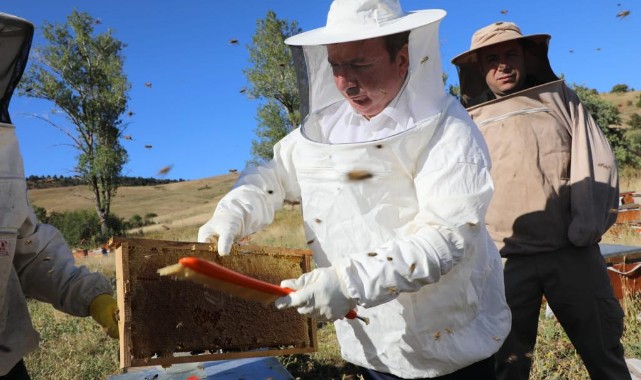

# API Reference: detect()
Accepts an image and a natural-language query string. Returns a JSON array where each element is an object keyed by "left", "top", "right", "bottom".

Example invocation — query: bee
[
  {"left": 367, "top": 252, "right": 378, "bottom": 257},
  {"left": 420, "top": 56, "right": 429, "bottom": 64},
  {"left": 228, "top": 38, "right": 239, "bottom": 45},
  {"left": 157, "top": 164, "right": 173, "bottom": 176},
  {"left": 127, "top": 111, "right": 134, "bottom": 117},
  {"left": 433, "top": 331, "right": 441, "bottom": 341},
  {"left": 123, "top": 135, "right": 133, "bottom": 140},
  {"left": 616, "top": 10, "right": 630, "bottom": 20},
  {"left": 347, "top": 170, "right": 374, "bottom": 181},
  {"left": 239, "top": 87, "right": 247, "bottom": 93},
  {"left": 144, "top": 145, "right": 153, "bottom": 149},
  {"left": 144, "top": 82, "right": 152, "bottom": 88},
  {"left": 500, "top": 9, "right": 508, "bottom": 15},
  {"left": 409, "top": 263, "right": 416, "bottom": 274}
]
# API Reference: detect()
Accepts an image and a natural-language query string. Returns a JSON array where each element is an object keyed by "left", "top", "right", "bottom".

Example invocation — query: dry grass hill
[
  {"left": 28, "top": 173, "right": 240, "bottom": 237},
  {"left": 602, "top": 90, "right": 641, "bottom": 124}
]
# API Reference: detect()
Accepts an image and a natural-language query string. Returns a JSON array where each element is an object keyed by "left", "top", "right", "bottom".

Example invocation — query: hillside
[
  {"left": 601, "top": 90, "right": 641, "bottom": 125},
  {"left": 28, "top": 173, "right": 240, "bottom": 235}
]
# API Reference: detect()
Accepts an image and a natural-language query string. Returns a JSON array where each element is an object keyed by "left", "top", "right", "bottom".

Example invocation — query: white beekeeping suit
[{"left": 0, "top": 13, "right": 115, "bottom": 376}]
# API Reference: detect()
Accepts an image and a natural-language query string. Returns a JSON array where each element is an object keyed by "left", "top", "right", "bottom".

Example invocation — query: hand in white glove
[
  {"left": 275, "top": 267, "right": 357, "bottom": 322},
  {"left": 197, "top": 210, "right": 242, "bottom": 256}
]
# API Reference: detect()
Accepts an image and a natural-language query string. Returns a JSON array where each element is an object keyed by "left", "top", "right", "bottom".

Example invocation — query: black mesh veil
[{"left": 0, "top": 13, "right": 34, "bottom": 124}]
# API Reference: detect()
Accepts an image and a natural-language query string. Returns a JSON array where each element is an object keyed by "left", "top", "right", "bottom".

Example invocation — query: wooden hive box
[{"left": 111, "top": 237, "right": 317, "bottom": 369}]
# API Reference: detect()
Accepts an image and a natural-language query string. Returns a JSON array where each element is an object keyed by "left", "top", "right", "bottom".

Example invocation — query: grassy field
[{"left": 22, "top": 155, "right": 641, "bottom": 379}]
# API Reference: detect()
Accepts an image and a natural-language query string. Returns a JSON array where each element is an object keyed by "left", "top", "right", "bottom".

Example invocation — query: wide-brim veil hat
[
  {"left": 285, "top": 0, "right": 448, "bottom": 127},
  {"left": 451, "top": 21, "right": 558, "bottom": 107},
  {"left": 451, "top": 21, "right": 549, "bottom": 65},
  {"left": 285, "top": 0, "right": 445, "bottom": 46}
]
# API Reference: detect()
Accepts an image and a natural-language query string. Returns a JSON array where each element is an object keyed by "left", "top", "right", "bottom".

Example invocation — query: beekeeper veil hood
[
  {"left": 286, "top": 0, "right": 447, "bottom": 123},
  {"left": 0, "top": 12, "right": 34, "bottom": 332},
  {"left": 0, "top": 13, "right": 33, "bottom": 124},
  {"left": 452, "top": 21, "right": 558, "bottom": 108}
]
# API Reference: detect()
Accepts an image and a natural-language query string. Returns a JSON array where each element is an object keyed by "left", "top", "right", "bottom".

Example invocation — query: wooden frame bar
[{"left": 111, "top": 237, "right": 317, "bottom": 370}]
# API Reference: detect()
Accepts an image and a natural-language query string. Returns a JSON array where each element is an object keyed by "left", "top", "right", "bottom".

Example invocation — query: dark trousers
[
  {"left": 360, "top": 355, "right": 495, "bottom": 380},
  {"left": 0, "top": 360, "right": 30, "bottom": 380},
  {"left": 495, "top": 244, "right": 631, "bottom": 380}
]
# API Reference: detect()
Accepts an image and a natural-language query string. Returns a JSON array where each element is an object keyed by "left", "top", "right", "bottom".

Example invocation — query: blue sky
[{"left": 4, "top": 0, "right": 639, "bottom": 181}]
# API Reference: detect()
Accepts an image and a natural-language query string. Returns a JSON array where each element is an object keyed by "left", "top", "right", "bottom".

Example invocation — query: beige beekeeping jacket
[{"left": 467, "top": 80, "right": 619, "bottom": 254}]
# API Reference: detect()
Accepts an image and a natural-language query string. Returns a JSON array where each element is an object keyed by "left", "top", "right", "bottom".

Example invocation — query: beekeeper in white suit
[
  {"left": 199, "top": 0, "right": 510, "bottom": 378},
  {"left": 0, "top": 13, "right": 118, "bottom": 379}
]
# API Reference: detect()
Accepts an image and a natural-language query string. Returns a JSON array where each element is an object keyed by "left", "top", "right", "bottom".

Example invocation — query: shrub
[{"left": 611, "top": 83, "right": 631, "bottom": 93}]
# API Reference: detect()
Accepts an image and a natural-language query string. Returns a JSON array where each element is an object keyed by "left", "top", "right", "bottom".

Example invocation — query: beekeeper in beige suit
[
  {"left": 200, "top": 0, "right": 512, "bottom": 378},
  {"left": 452, "top": 21, "right": 630, "bottom": 380},
  {"left": 0, "top": 13, "right": 118, "bottom": 379}
]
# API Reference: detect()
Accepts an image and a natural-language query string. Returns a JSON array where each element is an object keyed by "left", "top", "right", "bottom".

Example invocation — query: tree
[
  {"left": 244, "top": 11, "right": 302, "bottom": 164},
  {"left": 19, "top": 11, "right": 131, "bottom": 234},
  {"left": 572, "top": 84, "right": 640, "bottom": 168}
]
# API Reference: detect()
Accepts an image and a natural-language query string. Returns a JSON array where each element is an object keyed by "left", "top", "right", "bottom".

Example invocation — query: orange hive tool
[{"left": 157, "top": 256, "right": 369, "bottom": 325}]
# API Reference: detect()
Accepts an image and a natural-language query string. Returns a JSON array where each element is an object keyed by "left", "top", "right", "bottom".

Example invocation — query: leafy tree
[
  {"left": 611, "top": 84, "right": 632, "bottom": 93},
  {"left": 628, "top": 113, "right": 641, "bottom": 130},
  {"left": 572, "top": 84, "right": 640, "bottom": 168},
  {"left": 244, "top": 11, "right": 301, "bottom": 164},
  {"left": 19, "top": 11, "right": 131, "bottom": 234},
  {"left": 129, "top": 214, "right": 143, "bottom": 228}
]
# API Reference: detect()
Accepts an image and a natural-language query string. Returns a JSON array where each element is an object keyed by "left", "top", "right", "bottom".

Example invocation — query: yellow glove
[{"left": 90, "top": 294, "right": 119, "bottom": 339}]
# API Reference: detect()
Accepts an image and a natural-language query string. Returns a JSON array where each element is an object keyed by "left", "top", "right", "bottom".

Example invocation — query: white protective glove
[
  {"left": 197, "top": 210, "right": 242, "bottom": 256},
  {"left": 275, "top": 267, "right": 357, "bottom": 322}
]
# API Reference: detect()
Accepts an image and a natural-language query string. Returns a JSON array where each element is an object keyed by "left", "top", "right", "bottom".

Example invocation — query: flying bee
[
  {"left": 229, "top": 38, "right": 239, "bottom": 45},
  {"left": 347, "top": 170, "right": 374, "bottom": 181},
  {"left": 616, "top": 10, "right": 630, "bottom": 19},
  {"left": 144, "top": 145, "right": 153, "bottom": 149},
  {"left": 123, "top": 135, "right": 133, "bottom": 140},
  {"left": 157, "top": 164, "right": 173, "bottom": 176},
  {"left": 420, "top": 55, "right": 429, "bottom": 64},
  {"left": 144, "top": 82, "right": 152, "bottom": 88},
  {"left": 500, "top": 9, "right": 508, "bottom": 15}
]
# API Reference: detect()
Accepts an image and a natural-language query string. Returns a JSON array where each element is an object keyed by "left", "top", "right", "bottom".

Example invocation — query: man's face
[
  {"left": 327, "top": 37, "right": 409, "bottom": 119},
  {"left": 478, "top": 40, "right": 526, "bottom": 97}
]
